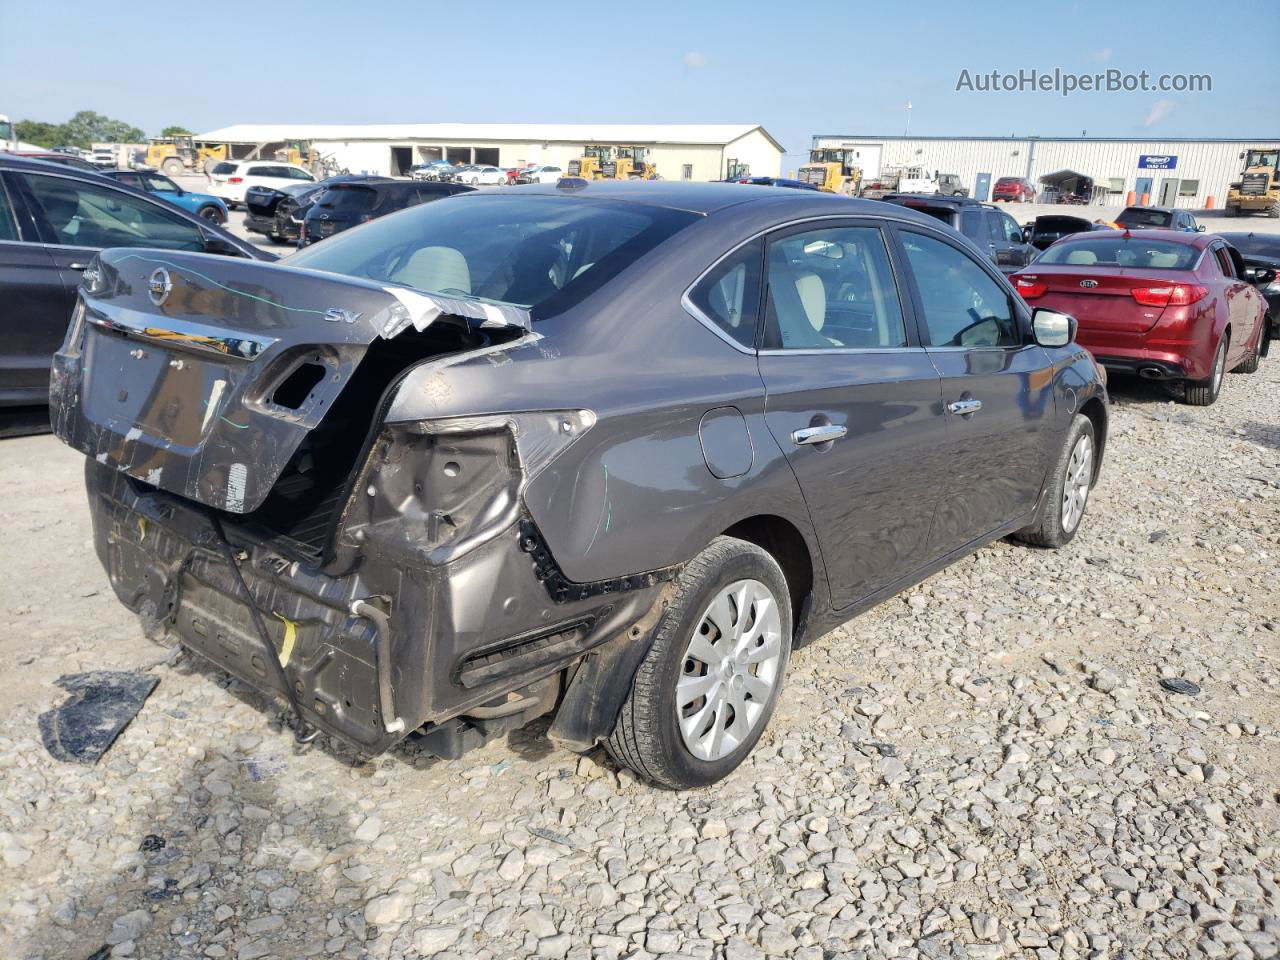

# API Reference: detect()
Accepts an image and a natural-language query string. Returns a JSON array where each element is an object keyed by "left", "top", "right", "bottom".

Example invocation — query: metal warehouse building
[
  {"left": 196, "top": 123, "right": 783, "bottom": 181},
  {"left": 809, "top": 134, "right": 1280, "bottom": 208}
]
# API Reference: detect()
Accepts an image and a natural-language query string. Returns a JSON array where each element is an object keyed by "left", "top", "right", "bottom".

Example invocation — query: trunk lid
[
  {"left": 1016, "top": 266, "right": 1180, "bottom": 332},
  {"left": 51, "top": 248, "right": 530, "bottom": 514}
]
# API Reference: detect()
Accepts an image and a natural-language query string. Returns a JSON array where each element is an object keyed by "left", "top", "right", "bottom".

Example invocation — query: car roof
[
  {"left": 0, "top": 153, "right": 111, "bottom": 176},
  {"left": 483, "top": 180, "right": 960, "bottom": 228}
]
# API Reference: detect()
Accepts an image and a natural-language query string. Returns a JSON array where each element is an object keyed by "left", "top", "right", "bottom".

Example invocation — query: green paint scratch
[
  {"left": 219, "top": 416, "right": 250, "bottom": 430},
  {"left": 112, "top": 253, "right": 335, "bottom": 317}
]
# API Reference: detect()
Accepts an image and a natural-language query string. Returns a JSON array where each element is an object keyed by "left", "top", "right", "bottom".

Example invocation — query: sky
[{"left": 3, "top": 0, "right": 1274, "bottom": 169}]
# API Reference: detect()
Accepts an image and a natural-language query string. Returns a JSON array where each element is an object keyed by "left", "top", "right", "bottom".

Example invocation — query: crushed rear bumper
[{"left": 85, "top": 460, "right": 668, "bottom": 755}]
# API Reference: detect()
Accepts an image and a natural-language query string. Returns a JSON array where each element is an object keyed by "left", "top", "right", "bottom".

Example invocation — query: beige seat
[
  {"left": 1065, "top": 249, "right": 1098, "bottom": 265},
  {"left": 795, "top": 272, "right": 826, "bottom": 332},
  {"left": 1148, "top": 252, "right": 1180, "bottom": 268},
  {"left": 389, "top": 246, "right": 471, "bottom": 295}
]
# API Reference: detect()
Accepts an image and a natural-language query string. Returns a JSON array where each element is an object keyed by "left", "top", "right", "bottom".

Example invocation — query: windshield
[
  {"left": 287, "top": 194, "right": 699, "bottom": 313},
  {"left": 1038, "top": 236, "right": 1198, "bottom": 270},
  {"left": 1117, "top": 208, "right": 1172, "bottom": 228}
]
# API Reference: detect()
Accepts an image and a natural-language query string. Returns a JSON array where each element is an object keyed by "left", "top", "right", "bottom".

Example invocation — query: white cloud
[
  {"left": 1091, "top": 47, "right": 1112, "bottom": 62},
  {"left": 683, "top": 51, "right": 707, "bottom": 69},
  {"left": 1143, "top": 98, "right": 1175, "bottom": 127}
]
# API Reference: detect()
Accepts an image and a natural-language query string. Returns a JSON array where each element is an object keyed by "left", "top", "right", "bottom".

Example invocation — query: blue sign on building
[{"left": 1138, "top": 155, "right": 1178, "bottom": 170}]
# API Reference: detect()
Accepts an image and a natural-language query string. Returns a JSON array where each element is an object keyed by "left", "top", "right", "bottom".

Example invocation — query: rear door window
[
  {"left": 958, "top": 210, "right": 983, "bottom": 241},
  {"left": 1212, "top": 246, "right": 1236, "bottom": 278},
  {"left": 211, "top": 162, "right": 237, "bottom": 176},
  {"left": 763, "top": 225, "right": 907, "bottom": 350},
  {"left": 21, "top": 173, "right": 206, "bottom": 251},
  {"left": 314, "top": 186, "right": 378, "bottom": 214}
]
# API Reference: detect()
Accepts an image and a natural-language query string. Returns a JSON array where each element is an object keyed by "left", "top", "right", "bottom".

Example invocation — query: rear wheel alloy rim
[
  {"left": 1061, "top": 433, "right": 1093, "bottom": 532},
  {"left": 676, "top": 579, "right": 783, "bottom": 762},
  {"left": 1211, "top": 341, "right": 1226, "bottom": 395}
]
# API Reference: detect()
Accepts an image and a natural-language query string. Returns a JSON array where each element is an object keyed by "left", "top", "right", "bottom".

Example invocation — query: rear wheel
[
  {"left": 1269, "top": 200, "right": 1280, "bottom": 219},
  {"left": 161, "top": 158, "right": 183, "bottom": 177},
  {"left": 1012, "top": 413, "right": 1095, "bottom": 549},
  {"left": 606, "top": 537, "right": 792, "bottom": 789},
  {"left": 1184, "top": 336, "right": 1228, "bottom": 405},
  {"left": 1224, "top": 204, "right": 1238, "bottom": 218}
]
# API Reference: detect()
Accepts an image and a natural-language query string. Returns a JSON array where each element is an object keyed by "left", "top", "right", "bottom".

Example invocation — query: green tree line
[{"left": 13, "top": 111, "right": 192, "bottom": 149}]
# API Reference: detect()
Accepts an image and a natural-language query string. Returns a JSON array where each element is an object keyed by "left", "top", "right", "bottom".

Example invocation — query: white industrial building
[
  {"left": 809, "top": 134, "right": 1280, "bottom": 208},
  {"left": 195, "top": 122, "right": 784, "bottom": 181}
]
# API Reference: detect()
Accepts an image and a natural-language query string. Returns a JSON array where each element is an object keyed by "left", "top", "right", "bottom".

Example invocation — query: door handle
[
  {"left": 947, "top": 399, "right": 983, "bottom": 416},
  {"left": 791, "top": 424, "right": 847, "bottom": 445},
  {"left": 67, "top": 262, "right": 89, "bottom": 271}
]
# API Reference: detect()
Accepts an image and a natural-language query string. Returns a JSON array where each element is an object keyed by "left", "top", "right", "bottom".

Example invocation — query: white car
[
  {"left": 521, "top": 164, "right": 564, "bottom": 184},
  {"left": 463, "top": 165, "right": 506, "bottom": 186},
  {"left": 208, "top": 160, "right": 316, "bottom": 207}
]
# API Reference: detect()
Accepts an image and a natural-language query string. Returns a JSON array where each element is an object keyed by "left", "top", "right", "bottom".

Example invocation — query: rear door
[
  {"left": 0, "top": 173, "right": 67, "bottom": 406},
  {"left": 986, "top": 209, "right": 1034, "bottom": 271},
  {"left": 754, "top": 219, "right": 946, "bottom": 607},
  {"left": 1210, "top": 243, "right": 1258, "bottom": 362},
  {"left": 894, "top": 226, "right": 1053, "bottom": 551}
]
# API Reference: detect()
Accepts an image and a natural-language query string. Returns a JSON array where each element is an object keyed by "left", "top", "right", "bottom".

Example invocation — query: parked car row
[{"left": 409, "top": 160, "right": 565, "bottom": 185}]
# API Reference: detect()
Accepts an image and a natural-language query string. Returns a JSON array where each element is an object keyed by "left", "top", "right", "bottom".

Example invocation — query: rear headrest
[
  {"left": 389, "top": 246, "right": 471, "bottom": 295},
  {"left": 1065, "top": 249, "right": 1097, "bottom": 265}
]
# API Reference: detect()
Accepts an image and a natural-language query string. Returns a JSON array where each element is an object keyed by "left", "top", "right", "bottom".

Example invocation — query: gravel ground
[{"left": 2, "top": 360, "right": 1278, "bottom": 960}]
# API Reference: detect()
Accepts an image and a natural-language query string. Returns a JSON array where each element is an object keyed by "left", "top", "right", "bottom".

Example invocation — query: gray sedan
[{"left": 50, "top": 181, "right": 1107, "bottom": 788}]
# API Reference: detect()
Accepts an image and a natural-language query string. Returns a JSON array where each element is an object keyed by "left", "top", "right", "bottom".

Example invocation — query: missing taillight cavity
[{"left": 272, "top": 362, "right": 327, "bottom": 410}]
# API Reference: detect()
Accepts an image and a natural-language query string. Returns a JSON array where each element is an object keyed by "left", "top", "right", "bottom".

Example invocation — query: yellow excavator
[
  {"left": 566, "top": 145, "right": 660, "bottom": 181},
  {"left": 143, "top": 136, "right": 228, "bottom": 176},
  {"left": 798, "top": 149, "right": 862, "bottom": 194},
  {"left": 273, "top": 140, "right": 315, "bottom": 168},
  {"left": 1224, "top": 148, "right": 1280, "bottom": 218}
]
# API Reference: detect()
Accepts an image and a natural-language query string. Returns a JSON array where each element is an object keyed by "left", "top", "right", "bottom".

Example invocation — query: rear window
[
  {"left": 1037, "top": 236, "right": 1199, "bottom": 270},
  {"left": 212, "top": 162, "right": 237, "bottom": 175},
  {"left": 313, "top": 186, "right": 379, "bottom": 213},
  {"left": 995, "top": 178, "right": 1021, "bottom": 187},
  {"left": 1116, "top": 208, "right": 1172, "bottom": 228},
  {"left": 286, "top": 194, "right": 699, "bottom": 314}
]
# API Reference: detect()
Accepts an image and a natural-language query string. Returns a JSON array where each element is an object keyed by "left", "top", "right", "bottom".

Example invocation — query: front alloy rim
[
  {"left": 676, "top": 579, "right": 783, "bottom": 762},
  {"left": 1061, "top": 433, "right": 1093, "bottom": 532}
]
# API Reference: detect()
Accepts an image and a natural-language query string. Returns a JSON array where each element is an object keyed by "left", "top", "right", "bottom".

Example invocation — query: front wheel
[
  {"left": 606, "top": 537, "right": 792, "bottom": 789},
  {"left": 1012, "top": 413, "right": 1096, "bottom": 549},
  {"left": 197, "top": 205, "right": 225, "bottom": 225},
  {"left": 1184, "top": 337, "right": 1228, "bottom": 405}
]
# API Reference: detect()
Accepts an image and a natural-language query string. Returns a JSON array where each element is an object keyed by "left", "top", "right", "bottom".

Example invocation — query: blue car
[{"left": 101, "top": 169, "right": 229, "bottom": 224}]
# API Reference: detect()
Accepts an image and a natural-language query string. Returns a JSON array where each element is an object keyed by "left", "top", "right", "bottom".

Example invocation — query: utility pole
[{"left": 904, "top": 102, "right": 912, "bottom": 137}]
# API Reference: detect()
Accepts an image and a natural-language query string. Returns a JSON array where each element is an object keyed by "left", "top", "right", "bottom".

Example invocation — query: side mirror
[
  {"left": 201, "top": 229, "right": 242, "bottom": 257},
  {"left": 1196, "top": 225, "right": 1206, "bottom": 232},
  {"left": 1247, "top": 267, "right": 1277, "bottom": 285},
  {"left": 1032, "top": 308, "right": 1076, "bottom": 348}
]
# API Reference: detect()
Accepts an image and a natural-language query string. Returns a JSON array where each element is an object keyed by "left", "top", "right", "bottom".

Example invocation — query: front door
[
  {"left": 974, "top": 172, "right": 992, "bottom": 202},
  {"left": 893, "top": 227, "right": 1054, "bottom": 553},
  {"left": 1135, "top": 176, "right": 1153, "bottom": 202},
  {"left": 1159, "top": 178, "right": 1179, "bottom": 206},
  {"left": 755, "top": 220, "right": 945, "bottom": 607}
]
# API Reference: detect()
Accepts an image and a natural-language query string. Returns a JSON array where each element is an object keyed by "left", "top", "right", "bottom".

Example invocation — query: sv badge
[{"left": 324, "top": 308, "right": 362, "bottom": 324}]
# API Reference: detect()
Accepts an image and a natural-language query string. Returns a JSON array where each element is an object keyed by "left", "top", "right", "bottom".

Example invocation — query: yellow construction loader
[
  {"left": 1225, "top": 148, "right": 1280, "bottom": 218},
  {"left": 143, "top": 136, "right": 228, "bottom": 176},
  {"left": 798, "top": 149, "right": 862, "bottom": 194}
]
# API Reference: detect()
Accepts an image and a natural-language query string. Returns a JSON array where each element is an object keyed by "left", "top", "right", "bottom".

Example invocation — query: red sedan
[{"left": 1011, "top": 230, "right": 1268, "bottom": 405}]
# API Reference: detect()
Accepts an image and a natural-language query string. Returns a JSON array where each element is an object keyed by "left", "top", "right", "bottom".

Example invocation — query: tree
[
  {"left": 14, "top": 120, "right": 61, "bottom": 148},
  {"left": 161, "top": 125, "right": 193, "bottom": 137},
  {"left": 58, "top": 110, "right": 146, "bottom": 148}
]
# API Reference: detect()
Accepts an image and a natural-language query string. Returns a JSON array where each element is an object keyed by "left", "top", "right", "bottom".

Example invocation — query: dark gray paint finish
[{"left": 50, "top": 182, "right": 1108, "bottom": 757}]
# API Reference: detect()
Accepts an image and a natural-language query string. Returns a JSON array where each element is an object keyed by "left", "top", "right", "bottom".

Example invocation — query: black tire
[
  {"left": 1260, "top": 318, "right": 1273, "bottom": 359},
  {"left": 1269, "top": 200, "right": 1280, "bottom": 219},
  {"left": 1012, "top": 413, "right": 1096, "bottom": 549},
  {"left": 161, "top": 158, "right": 184, "bottom": 177},
  {"left": 605, "top": 536, "right": 793, "bottom": 789},
  {"left": 1184, "top": 336, "right": 1228, "bottom": 405},
  {"left": 1224, "top": 205, "right": 1237, "bottom": 218},
  {"left": 196, "top": 204, "right": 225, "bottom": 225}
]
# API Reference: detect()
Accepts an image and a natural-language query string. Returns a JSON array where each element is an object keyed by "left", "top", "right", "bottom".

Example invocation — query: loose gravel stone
[{"left": 2, "top": 361, "right": 1279, "bottom": 960}]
